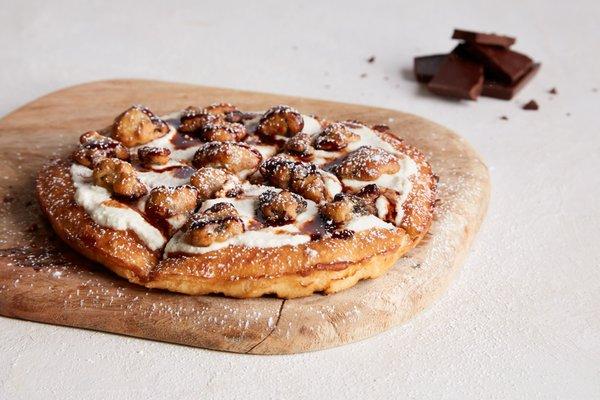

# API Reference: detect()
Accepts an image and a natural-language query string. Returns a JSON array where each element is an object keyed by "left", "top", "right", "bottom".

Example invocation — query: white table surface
[{"left": 1, "top": 1, "right": 599, "bottom": 399}]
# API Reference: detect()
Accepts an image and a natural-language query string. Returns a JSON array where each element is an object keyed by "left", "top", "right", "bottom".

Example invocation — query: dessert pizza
[{"left": 36, "top": 103, "right": 436, "bottom": 298}]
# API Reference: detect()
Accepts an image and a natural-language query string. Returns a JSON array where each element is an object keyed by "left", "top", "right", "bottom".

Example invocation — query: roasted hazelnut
[
  {"left": 258, "top": 190, "right": 307, "bottom": 225},
  {"left": 319, "top": 192, "right": 375, "bottom": 225},
  {"left": 183, "top": 202, "right": 244, "bottom": 247},
  {"left": 72, "top": 131, "right": 130, "bottom": 167},
  {"left": 192, "top": 142, "right": 262, "bottom": 176},
  {"left": 137, "top": 146, "right": 171, "bottom": 166},
  {"left": 189, "top": 167, "right": 242, "bottom": 200},
  {"left": 259, "top": 156, "right": 332, "bottom": 203},
  {"left": 284, "top": 132, "right": 314, "bottom": 157},
  {"left": 332, "top": 146, "right": 400, "bottom": 181},
  {"left": 112, "top": 105, "right": 169, "bottom": 147},
  {"left": 256, "top": 105, "right": 304, "bottom": 137},
  {"left": 313, "top": 122, "right": 360, "bottom": 151},
  {"left": 92, "top": 158, "right": 147, "bottom": 199},
  {"left": 145, "top": 185, "right": 198, "bottom": 220}
]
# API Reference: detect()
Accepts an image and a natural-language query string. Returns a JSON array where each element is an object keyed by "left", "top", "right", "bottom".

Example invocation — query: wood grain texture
[{"left": 0, "top": 80, "right": 490, "bottom": 354}]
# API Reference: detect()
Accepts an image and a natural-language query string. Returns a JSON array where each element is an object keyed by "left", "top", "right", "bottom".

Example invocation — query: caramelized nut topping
[
  {"left": 192, "top": 142, "right": 262, "bottom": 175},
  {"left": 145, "top": 185, "right": 198, "bottom": 220},
  {"left": 258, "top": 190, "right": 307, "bottom": 225},
  {"left": 137, "top": 146, "right": 171, "bottom": 166},
  {"left": 256, "top": 105, "right": 304, "bottom": 137},
  {"left": 199, "top": 122, "right": 247, "bottom": 142},
  {"left": 92, "top": 158, "right": 147, "bottom": 199},
  {"left": 319, "top": 192, "right": 376, "bottom": 225},
  {"left": 179, "top": 107, "right": 218, "bottom": 134},
  {"left": 284, "top": 132, "right": 314, "bottom": 157},
  {"left": 313, "top": 123, "right": 360, "bottom": 151},
  {"left": 184, "top": 202, "right": 244, "bottom": 247},
  {"left": 112, "top": 105, "right": 169, "bottom": 147},
  {"left": 259, "top": 156, "right": 332, "bottom": 202},
  {"left": 179, "top": 103, "right": 247, "bottom": 141},
  {"left": 72, "top": 131, "right": 130, "bottom": 167},
  {"left": 332, "top": 146, "right": 400, "bottom": 181},
  {"left": 189, "top": 167, "right": 242, "bottom": 200},
  {"left": 203, "top": 103, "right": 237, "bottom": 116},
  {"left": 355, "top": 183, "right": 381, "bottom": 201}
]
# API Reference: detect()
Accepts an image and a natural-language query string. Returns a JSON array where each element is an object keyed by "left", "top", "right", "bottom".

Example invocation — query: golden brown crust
[
  {"left": 35, "top": 160, "right": 159, "bottom": 282},
  {"left": 36, "top": 108, "right": 436, "bottom": 299}
]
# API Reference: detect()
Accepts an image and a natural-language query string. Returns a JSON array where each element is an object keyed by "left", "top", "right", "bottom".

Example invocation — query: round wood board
[{"left": 0, "top": 80, "right": 490, "bottom": 354}]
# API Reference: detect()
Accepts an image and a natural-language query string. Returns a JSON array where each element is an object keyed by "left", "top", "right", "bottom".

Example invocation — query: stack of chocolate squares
[{"left": 414, "top": 29, "right": 540, "bottom": 100}]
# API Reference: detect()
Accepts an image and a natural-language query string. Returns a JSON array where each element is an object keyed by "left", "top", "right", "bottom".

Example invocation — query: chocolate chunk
[
  {"left": 463, "top": 42, "right": 533, "bottom": 83},
  {"left": 549, "top": 87, "right": 558, "bottom": 95},
  {"left": 500, "top": 115, "right": 509, "bottom": 120},
  {"left": 452, "top": 29, "right": 516, "bottom": 48},
  {"left": 367, "top": 56, "right": 375, "bottom": 63},
  {"left": 427, "top": 54, "right": 483, "bottom": 100},
  {"left": 481, "top": 63, "right": 541, "bottom": 100},
  {"left": 414, "top": 54, "right": 447, "bottom": 83},
  {"left": 522, "top": 100, "right": 539, "bottom": 110}
]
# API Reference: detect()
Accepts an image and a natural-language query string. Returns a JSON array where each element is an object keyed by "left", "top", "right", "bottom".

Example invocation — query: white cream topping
[
  {"left": 375, "top": 196, "right": 389, "bottom": 219},
  {"left": 346, "top": 125, "right": 400, "bottom": 154},
  {"left": 346, "top": 215, "right": 395, "bottom": 231},
  {"left": 254, "top": 144, "right": 278, "bottom": 159},
  {"left": 166, "top": 214, "right": 189, "bottom": 230},
  {"left": 70, "top": 164, "right": 165, "bottom": 250},
  {"left": 137, "top": 170, "right": 190, "bottom": 189},
  {"left": 164, "top": 227, "right": 311, "bottom": 255},
  {"left": 301, "top": 115, "right": 323, "bottom": 134},
  {"left": 321, "top": 171, "right": 343, "bottom": 199}
]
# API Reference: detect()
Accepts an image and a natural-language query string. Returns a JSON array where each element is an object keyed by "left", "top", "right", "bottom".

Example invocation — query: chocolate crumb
[
  {"left": 500, "top": 115, "right": 509, "bottom": 120},
  {"left": 360, "top": 73, "right": 367, "bottom": 78},
  {"left": 522, "top": 100, "right": 539, "bottom": 110},
  {"left": 548, "top": 87, "right": 558, "bottom": 95},
  {"left": 3, "top": 194, "right": 14, "bottom": 203},
  {"left": 367, "top": 56, "right": 375, "bottom": 63}
]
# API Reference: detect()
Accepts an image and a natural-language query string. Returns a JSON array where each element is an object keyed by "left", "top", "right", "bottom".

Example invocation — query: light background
[{"left": 1, "top": 0, "right": 599, "bottom": 399}]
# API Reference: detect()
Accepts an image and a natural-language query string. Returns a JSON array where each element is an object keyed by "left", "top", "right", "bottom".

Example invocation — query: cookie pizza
[{"left": 36, "top": 103, "right": 436, "bottom": 298}]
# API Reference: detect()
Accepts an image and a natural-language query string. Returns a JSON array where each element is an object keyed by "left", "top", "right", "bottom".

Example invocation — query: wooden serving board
[{"left": 0, "top": 80, "right": 489, "bottom": 354}]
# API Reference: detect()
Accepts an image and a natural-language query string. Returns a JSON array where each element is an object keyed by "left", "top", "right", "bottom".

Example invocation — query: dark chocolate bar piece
[
  {"left": 463, "top": 42, "right": 533, "bottom": 84},
  {"left": 414, "top": 54, "right": 447, "bottom": 83},
  {"left": 452, "top": 29, "right": 516, "bottom": 48},
  {"left": 482, "top": 63, "right": 541, "bottom": 100},
  {"left": 427, "top": 54, "right": 483, "bottom": 100}
]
